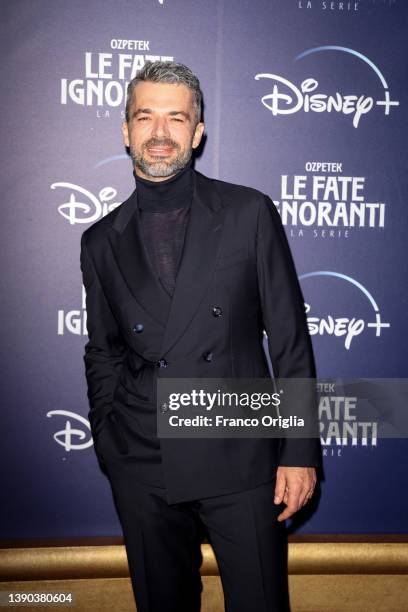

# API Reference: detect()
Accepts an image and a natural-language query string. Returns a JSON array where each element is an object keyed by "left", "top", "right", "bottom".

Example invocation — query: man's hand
[{"left": 274, "top": 466, "right": 317, "bottom": 522}]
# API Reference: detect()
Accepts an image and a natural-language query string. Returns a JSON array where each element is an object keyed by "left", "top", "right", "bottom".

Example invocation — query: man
[{"left": 80, "top": 61, "right": 321, "bottom": 612}]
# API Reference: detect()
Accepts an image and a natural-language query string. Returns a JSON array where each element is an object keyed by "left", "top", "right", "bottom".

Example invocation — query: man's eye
[
  {"left": 138, "top": 116, "right": 150, "bottom": 121},
  {"left": 172, "top": 117, "right": 184, "bottom": 122}
]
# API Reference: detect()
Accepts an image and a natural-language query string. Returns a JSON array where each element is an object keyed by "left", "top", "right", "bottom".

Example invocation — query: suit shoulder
[
  {"left": 81, "top": 190, "right": 135, "bottom": 248},
  {"left": 195, "top": 171, "right": 269, "bottom": 213},
  {"left": 81, "top": 205, "right": 119, "bottom": 244}
]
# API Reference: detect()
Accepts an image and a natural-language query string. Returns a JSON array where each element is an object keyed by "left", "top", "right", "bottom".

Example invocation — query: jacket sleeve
[
  {"left": 256, "top": 195, "right": 321, "bottom": 467},
  {"left": 80, "top": 232, "right": 127, "bottom": 441}
]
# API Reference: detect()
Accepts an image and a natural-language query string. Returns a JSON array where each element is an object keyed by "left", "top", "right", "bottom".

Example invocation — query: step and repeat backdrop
[{"left": 2, "top": 0, "right": 407, "bottom": 538}]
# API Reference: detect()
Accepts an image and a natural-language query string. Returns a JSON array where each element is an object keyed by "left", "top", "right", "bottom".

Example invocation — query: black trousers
[{"left": 103, "top": 456, "right": 290, "bottom": 612}]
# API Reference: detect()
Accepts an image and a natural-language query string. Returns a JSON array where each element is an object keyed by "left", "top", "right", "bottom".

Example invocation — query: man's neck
[{"left": 135, "top": 163, "right": 193, "bottom": 211}]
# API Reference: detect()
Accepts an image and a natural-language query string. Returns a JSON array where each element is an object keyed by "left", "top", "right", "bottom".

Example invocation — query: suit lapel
[
  {"left": 107, "top": 171, "right": 227, "bottom": 354},
  {"left": 107, "top": 189, "right": 171, "bottom": 325},
  {"left": 159, "top": 171, "right": 226, "bottom": 356}
]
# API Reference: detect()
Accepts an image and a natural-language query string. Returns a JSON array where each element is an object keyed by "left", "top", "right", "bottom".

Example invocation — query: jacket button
[
  {"left": 133, "top": 323, "right": 144, "bottom": 333},
  {"left": 156, "top": 358, "right": 168, "bottom": 368},
  {"left": 203, "top": 351, "right": 213, "bottom": 362},
  {"left": 212, "top": 306, "right": 223, "bottom": 317}
]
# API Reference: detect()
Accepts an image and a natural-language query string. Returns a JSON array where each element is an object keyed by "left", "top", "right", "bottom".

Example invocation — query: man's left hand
[{"left": 274, "top": 466, "right": 317, "bottom": 522}]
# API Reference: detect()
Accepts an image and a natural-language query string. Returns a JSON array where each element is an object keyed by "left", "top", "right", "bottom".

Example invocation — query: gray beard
[{"left": 130, "top": 139, "right": 193, "bottom": 178}]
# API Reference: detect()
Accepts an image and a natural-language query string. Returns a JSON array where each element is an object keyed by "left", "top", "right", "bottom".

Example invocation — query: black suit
[{"left": 80, "top": 169, "right": 321, "bottom": 611}]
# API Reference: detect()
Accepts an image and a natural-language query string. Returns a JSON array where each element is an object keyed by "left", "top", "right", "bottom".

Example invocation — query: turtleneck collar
[{"left": 135, "top": 162, "right": 193, "bottom": 211}]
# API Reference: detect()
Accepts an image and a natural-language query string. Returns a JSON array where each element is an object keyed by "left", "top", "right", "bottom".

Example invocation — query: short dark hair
[{"left": 125, "top": 60, "right": 203, "bottom": 124}]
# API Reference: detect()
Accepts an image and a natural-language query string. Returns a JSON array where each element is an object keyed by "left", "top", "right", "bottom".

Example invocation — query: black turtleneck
[{"left": 135, "top": 163, "right": 193, "bottom": 296}]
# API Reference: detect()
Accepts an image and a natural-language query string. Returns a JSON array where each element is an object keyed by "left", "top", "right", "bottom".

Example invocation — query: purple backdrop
[{"left": 2, "top": 0, "right": 407, "bottom": 538}]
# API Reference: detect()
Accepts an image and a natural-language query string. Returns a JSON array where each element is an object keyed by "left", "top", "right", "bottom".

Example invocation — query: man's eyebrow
[
  {"left": 131, "top": 108, "right": 191, "bottom": 120},
  {"left": 168, "top": 111, "right": 191, "bottom": 120},
  {"left": 132, "top": 108, "right": 153, "bottom": 117}
]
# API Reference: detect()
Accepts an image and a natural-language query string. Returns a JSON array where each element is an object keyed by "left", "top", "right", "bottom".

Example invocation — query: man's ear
[
  {"left": 122, "top": 121, "right": 130, "bottom": 148},
  {"left": 192, "top": 122, "right": 205, "bottom": 149}
]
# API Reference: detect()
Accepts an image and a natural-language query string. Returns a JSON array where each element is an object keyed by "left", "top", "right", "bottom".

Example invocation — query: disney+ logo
[{"left": 255, "top": 46, "right": 399, "bottom": 128}]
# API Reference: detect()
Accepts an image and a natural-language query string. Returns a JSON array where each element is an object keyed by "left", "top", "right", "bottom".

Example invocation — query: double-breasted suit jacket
[{"left": 80, "top": 169, "right": 321, "bottom": 503}]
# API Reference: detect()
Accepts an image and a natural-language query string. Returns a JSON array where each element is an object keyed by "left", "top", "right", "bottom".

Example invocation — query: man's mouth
[{"left": 146, "top": 146, "right": 174, "bottom": 156}]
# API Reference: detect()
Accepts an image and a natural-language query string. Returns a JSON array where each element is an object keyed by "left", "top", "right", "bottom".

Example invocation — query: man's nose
[{"left": 151, "top": 116, "right": 170, "bottom": 138}]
